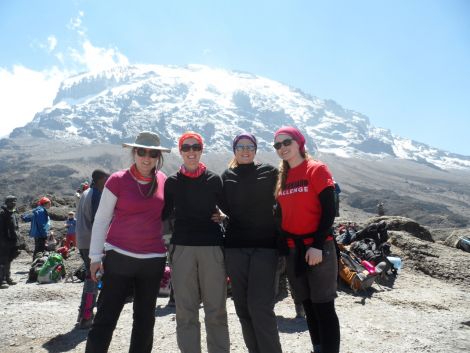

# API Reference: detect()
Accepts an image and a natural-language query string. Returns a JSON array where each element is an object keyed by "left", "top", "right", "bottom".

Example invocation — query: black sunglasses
[
  {"left": 180, "top": 143, "right": 202, "bottom": 152},
  {"left": 235, "top": 144, "right": 256, "bottom": 152},
  {"left": 273, "top": 138, "right": 294, "bottom": 150},
  {"left": 136, "top": 148, "right": 160, "bottom": 158}
]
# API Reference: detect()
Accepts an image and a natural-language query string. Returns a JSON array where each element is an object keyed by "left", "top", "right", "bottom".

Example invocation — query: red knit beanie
[
  {"left": 178, "top": 131, "right": 204, "bottom": 151},
  {"left": 38, "top": 197, "right": 51, "bottom": 206},
  {"left": 274, "top": 126, "right": 306, "bottom": 153}
]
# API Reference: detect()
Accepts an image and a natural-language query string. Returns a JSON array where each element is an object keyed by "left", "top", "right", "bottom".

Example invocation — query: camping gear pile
[
  {"left": 336, "top": 220, "right": 400, "bottom": 292},
  {"left": 28, "top": 251, "right": 66, "bottom": 284}
]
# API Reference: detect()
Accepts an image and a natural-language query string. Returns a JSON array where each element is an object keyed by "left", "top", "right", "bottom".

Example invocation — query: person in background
[
  {"left": 75, "top": 182, "right": 90, "bottom": 202},
  {"left": 220, "top": 132, "right": 282, "bottom": 353},
  {"left": 377, "top": 201, "right": 385, "bottom": 216},
  {"left": 75, "top": 169, "right": 109, "bottom": 329},
  {"left": 273, "top": 126, "right": 340, "bottom": 353},
  {"left": 0, "top": 195, "right": 21, "bottom": 289},
  {"left": 21, "top": 196, "right": 51, "bottom": 259},
  {"left": 64, "top": 211, "right": 77, "bottom": 248},
  {"left": 85, "top": 131, "right": 170, "bottom": 353},
  {"left": 333, "top": 180, "right": 341, "bottom": 217},
  {"left": 163, "top": 131, "right": 229, "bottom": 353}
]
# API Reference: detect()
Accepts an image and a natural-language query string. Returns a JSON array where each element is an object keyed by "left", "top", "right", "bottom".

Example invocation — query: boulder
[
  {"left": 390, "top": 230, "right": 470, "bottom": 288},
  {"left": 444, "top": 229, "right": 470, "bottom": 248},
  {"left": 366, "top": 216, "right": 433, "bottom": 242},
  {"left": 48, "top": 206, "right": 71, "bottom": 221}
]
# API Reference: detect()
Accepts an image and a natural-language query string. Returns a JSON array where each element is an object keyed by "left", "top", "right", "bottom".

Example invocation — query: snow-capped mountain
[{"left": 10, "top": 64, "right": 470, "bottom": 170}]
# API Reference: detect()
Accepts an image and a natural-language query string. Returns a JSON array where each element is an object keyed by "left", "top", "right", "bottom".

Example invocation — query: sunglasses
[
  {"left": 273, "top": 138, "right": 294, "bottom": 150},
  {"left": 235, "top": 145, "right": 256, "bottom": 152},
  {"left": 180, "top": 143, "right": 203, "bottom": 152},
  {"left": 136, "top": 148, "right": 160, "bottom": 158}
]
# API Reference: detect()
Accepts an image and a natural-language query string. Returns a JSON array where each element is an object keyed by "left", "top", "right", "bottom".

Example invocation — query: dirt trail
[{"left": 1, "top": 251, "right": 469, "bottom": 353}]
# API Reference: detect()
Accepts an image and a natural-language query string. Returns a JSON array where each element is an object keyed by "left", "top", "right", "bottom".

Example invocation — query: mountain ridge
[
  {"left": 8, "top": 64, "right": 470, "bottom": 170},
  {"left": 1, "top": 136, "right": 469, "bottom": 229}
]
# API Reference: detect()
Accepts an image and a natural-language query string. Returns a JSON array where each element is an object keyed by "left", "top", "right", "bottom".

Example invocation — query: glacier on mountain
[{"left": 9, "top": 64, "right": 470, "bottom": 170}]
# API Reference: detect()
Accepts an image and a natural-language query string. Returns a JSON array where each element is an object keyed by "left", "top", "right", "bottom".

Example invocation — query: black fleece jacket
[
  {"left": 221, "top": 163, "right": 279, "bottom": 248},
  {"left": 163, "top": 169, "right": 224, "bottom": 246},
  {"left": 0, "top": 206, "right": 19, "bottom": 242}
]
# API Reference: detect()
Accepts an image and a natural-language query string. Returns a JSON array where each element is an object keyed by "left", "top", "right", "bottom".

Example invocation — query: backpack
[
  {"left": 338, "top": 251, "right": 377, "bottom": 291},
  {"left": 336, "top": 229, "right": 352, "bottom": 245},
  {"left": 56, "top": 246, "right": 70, "bottom": 259},
  {"left": 350, "top": 238, "right": 390, "bottom": 265},
  {"left": 352, "top": 221, "right": 389, "bottom": 244},
  {"left": 37, "top": 253, "right": 66, "bottom": 284},
  {"left": 457, "top": 236, "right": 470, "bottom": 253},
  {"left": 28, "top": 253, "right": 48, "bottom": 282}
]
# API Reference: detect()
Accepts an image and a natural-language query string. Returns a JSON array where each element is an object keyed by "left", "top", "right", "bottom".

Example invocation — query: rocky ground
[{"left": 1, "top": 216, "right": 469, "bottom": 353}]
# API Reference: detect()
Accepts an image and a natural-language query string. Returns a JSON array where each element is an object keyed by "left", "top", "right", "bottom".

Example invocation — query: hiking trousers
[
  {"left": 0, "top": 239, "right": 19, "bottom": 282},
  {"left": 225, "top": 247, "right": 282, "bottom": 353},
  {"left": 85, "top": 250, "right": 166, "bottom": 353},
  {"left": 286, "top": 241, "right": 340, "bottom": 353},
  {"left": 170, "top": 245, "right": 230, "bottom": 353},
  {"left": 33, "top": 237, "right": 46, "bottom": 258},
  {"left": 66, "top": 233, "right": 77, "bottom": 248},
  {"left": 286, "top": 240, "right": 338, "bottom": 303},
  {"left": 78, "top": 249, "right": 98, "bottom": 321}
]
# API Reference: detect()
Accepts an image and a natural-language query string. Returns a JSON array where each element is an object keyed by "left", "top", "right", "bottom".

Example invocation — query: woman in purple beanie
[{"left": 220, "top": 132, "right": 283, "bottom": 353}]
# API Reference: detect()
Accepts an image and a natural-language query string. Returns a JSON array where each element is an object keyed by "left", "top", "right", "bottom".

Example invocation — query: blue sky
[{"left": 1, "top": 0, "right": 469, "bottom": 155}]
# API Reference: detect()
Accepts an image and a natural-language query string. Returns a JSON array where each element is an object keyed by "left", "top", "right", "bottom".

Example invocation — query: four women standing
[{"left": 87, "top": 127, "right": 340, "bottom": 353}]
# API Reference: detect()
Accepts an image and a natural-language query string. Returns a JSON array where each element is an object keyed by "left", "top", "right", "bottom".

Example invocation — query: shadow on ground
[
  {"left": 155, "top": 304, "right": 176, "bottom": 317},
  {"left": 42, "top": 327, "right": 88, "bottom": 352},
  {"left": 276, "top": 315, "right": 308, "bottom": 333}
]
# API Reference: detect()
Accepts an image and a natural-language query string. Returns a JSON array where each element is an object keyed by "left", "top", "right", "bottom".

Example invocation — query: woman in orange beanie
[{"left": 163, "top": 131, "right": 230, "bottom": 353}]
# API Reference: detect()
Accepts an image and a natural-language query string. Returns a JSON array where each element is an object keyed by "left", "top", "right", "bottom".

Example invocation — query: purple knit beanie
[{"left": 232, "top": 132, "right": 257, "bottom": 153}]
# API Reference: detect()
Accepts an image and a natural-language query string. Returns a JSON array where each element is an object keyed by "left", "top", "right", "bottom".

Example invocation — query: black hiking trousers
[
  {"left": 85, "top": 250, "right": 166, "bottom": 353},
  {"left": 33, "top": 237, "right": 46, "bottom": 258},
  {"left": 0, "top": 239, "right": 19, "bottom": 281}
]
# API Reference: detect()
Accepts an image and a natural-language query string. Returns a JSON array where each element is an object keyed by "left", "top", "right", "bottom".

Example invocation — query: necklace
[{"left": 136, "top": 177, "right": 155, "bottom": 198}]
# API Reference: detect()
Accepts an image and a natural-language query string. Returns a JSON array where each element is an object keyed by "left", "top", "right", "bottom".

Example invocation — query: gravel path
[{"left": 1, "top": 251, "right": 469, "bottom": 353}]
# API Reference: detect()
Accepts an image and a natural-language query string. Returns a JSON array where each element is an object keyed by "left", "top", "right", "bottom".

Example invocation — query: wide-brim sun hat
[{"left": 122, "top": 131, "right": 171, "bottom": 152}]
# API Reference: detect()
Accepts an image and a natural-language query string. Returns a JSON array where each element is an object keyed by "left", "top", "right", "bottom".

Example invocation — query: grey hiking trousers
[
  {"left": 225, "top": 247, "right": 282, "bottom": 353},
  {"left": 170, "top": 245, "right": 230, "bottom": 353}
]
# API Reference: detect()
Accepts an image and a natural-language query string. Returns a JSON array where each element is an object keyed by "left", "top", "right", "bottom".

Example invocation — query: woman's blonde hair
[
  {"left": 274, "top": 150, "right": 310, "bottom": 198},
  {"left": 228, "top": 157, "right": 238, "bottom": 169}
]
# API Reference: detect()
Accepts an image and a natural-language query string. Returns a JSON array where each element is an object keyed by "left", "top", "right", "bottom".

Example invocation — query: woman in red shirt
[{"left": 274, "top": 126, "right": 340, "bottom": 353}]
